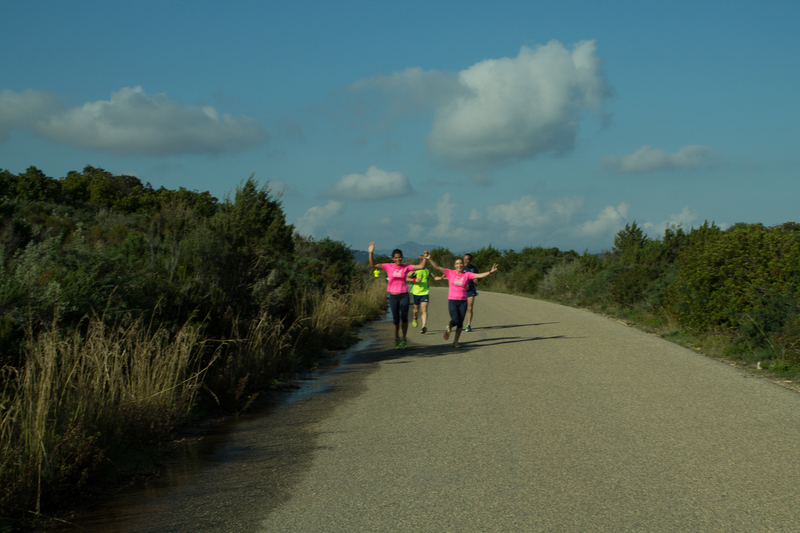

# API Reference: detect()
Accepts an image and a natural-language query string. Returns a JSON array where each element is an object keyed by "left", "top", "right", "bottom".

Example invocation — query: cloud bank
[
  {"left": 407, "top": 193, "right": 589, "bottom": 248},
  {"left": 0, "top": 86, "right": 269, "bottom": 155},
  {"left": 349, "top": 40, "right": 613, "bottom": 171},
  {"left": 295, "top": 200, "right": 345, "bottom": 237},
  {"left": 598, "top": 144, "right": 722, "bottom": 173},
  {"left": 325, "top": 165, "right": 412, "bottom": 200}
]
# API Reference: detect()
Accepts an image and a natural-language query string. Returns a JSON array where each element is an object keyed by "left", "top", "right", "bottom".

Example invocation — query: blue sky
[{"left": 2, "top": 0, "right": 799, "bottom": 253}]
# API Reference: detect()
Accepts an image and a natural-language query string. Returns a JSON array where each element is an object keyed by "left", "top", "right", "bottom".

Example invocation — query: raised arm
[
  {"left": 472, "top": 263, "right": 499, "bottom": 280},
  {"left": 368, "top": 241, "right": 377, "bottom": 268},
  {"left": 412, "top": 250, "right": 429, "bottom": 271},
  {"left": 425, "top": 252, "right": 445, "bottom": 274}
]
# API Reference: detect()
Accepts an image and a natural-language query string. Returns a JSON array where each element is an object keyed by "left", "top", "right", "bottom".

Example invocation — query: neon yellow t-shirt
[{"left": 410, "top": 268, "right": 430, "bottom": 296}]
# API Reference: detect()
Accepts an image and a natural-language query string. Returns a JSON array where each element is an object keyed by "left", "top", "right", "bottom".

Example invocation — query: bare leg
[
  {"left": 393, "top": 323, "right": 400, "bottom": 339},
  {"left": 420, "top": 301, "right": 428, "bottom": 327},
  {"left": 402, "top": 321, "right": 409, "bottom": 338},
  {"left": 466, "top": 296, "right": 475, "bottom": 326}
]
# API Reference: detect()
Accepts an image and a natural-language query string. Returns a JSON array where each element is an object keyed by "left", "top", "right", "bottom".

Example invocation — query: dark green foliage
[
  {"left": 0, "top": 165, "right": 390, "bottom": 525},
  {"left": 613, "top": 222, "right": 648, "bottom": 264},
  {"left": 429, "top": 246, "right": 456, "bottom": 269},
  {"left": 739, "top": 289, "right": 799, "bottom": 345},
  {"left": 502, "top": 246, "right": 567, "bottom": 293},
  {"left": 506, "top": 267, "right": 545, "bottom": 294},
  {"left": 664, "top": 223, "right": 800, "bottom": 330},
  {"left": 470, "top": 244, "right": 503, "bottom": 270},
  {"left": 0, "top": 168, "right": 356, "bottom": 374},
  {"left": 645, "top": 264, "right": 678, "bottom": 308},
  {"left": 500, "top": 220, "right": 800, "bottom": 370},
  {"left": 576, "top": 263, "right": 617, "bottom": 307},
  {"left": 610, "top": 265, "right": 663, "bottom": 306},
  {"left": 294, "top": 236, "right": 357, "bottom": 291}
]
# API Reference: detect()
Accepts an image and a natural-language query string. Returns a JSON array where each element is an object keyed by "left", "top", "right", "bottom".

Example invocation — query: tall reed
[
  {"left": 0, "top": 315, "right": 211, "bottom": 517},
  {"left": 296, "top": 277, "right": 387, "bottom": 346},
  {"left": 0, "top": 275, "right": 389, "bottom": 522}
]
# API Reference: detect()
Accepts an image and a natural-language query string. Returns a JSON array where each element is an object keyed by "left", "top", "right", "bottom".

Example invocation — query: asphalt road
[{"left": 53, "top": 288, "right": 800, "bottom": 532}]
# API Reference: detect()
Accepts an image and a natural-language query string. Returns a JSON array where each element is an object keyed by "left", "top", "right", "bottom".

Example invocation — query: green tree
[
  {"left": 613, "top": 222, "right": 648, "bottom": 264},
  {"left": 664, "top": 223, "right": 800, "bottom": 330}
]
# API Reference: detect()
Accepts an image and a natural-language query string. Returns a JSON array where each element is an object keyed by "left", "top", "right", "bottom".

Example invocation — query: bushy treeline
[
  {"left": 0, "top": 166, "right": 361, "bottom": 365},
  {"left": 431, "top": 220, "right": 800, "bottom": 372},
  {"left": 0, "top": 166, "right": 385, "bottom": 526}
]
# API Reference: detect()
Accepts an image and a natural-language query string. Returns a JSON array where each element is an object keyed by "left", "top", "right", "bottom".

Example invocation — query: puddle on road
[{"left": 43, "top": 323, "right": 382, "bottom": 532}]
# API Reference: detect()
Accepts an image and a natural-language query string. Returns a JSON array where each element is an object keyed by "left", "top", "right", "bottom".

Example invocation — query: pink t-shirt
[
  {"left": 444, "top": 269, "right": 476, "bottom": 300},
  {"left": 380, "top": 263, "right": 416, "bottom": 293}
]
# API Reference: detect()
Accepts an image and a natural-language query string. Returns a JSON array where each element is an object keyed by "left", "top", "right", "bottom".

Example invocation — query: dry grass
[
  {"left": 207, "top": 311, "right": 297, "bottom": 411},
  {"left": 0, "top": 275, "right": 389, "bottom": 523},
  {"left": 0, "top": 314, "right": 212, "bottom": 519},
  {"left": 296, "top": 278, "right": 387, "bottom": 344}
]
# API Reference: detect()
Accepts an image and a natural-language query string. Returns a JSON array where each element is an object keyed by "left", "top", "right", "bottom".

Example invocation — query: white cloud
[
  {"left": 267, "top": 180, "right": 299, "bottom": 197},
  {"left": 408, "top": 193, "right": 586, "bottom": 250},
  {"left": 486, "top": 195, "right": 583, "bottom": 228},
  {"left": 429, "top": 40, "right": 612, "bottom": 170},
  {"left": 0, "top": 86, "right": 269, "bottom": 155},
  {"left": 408, "top": 193, "right": 471, "bottom": 242},
  {"left": 325, "top": 165, "right": 412, "bottom": 200},
  {"left": 0, "top": 89, "right": 63, "bottom": 140},
  {"left": 347, "top": 67, "right": 464, "bottom": 116},
  {"left": 641, "top": 207, "right": 698, "bottom": 236},
  {"left": 348, "top": 40, "right": 612, "bottom": 172},
  {"left": 295, "top": 200, "right": 345, "bottom": 237},
  {"left": 570, "top": 203, "right": 630, "bottom": 238},
  {"left": 598, "top": 144, "right": 722, "bottom": 173}
]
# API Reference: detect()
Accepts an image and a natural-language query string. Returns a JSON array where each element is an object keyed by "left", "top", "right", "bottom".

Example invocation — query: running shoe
[
  {"left": 395, "top": 339, "right": 401, "bottom": 350},
  {"left": 400, "top": 339, "right": 408, "bottom": 350},
  {"left": 421, "top": 326, "right": 427, "bottom": 334},
  {"left": 444, "top": 325, "right": 450, "bottom": 340},
  {"left": 465, "top": 324, "right": 472, "bottom": 332},
  {"left": 413, "top": 315, "right": 418, "bottom": 328},
  {"left": 453, "top": 343, "right": 461, "bottom": 348}
]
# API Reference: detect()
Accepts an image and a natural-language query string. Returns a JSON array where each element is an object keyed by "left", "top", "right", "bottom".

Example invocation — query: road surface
[{"left": 53, "top": 288, "right": 800, "bottom": 532}]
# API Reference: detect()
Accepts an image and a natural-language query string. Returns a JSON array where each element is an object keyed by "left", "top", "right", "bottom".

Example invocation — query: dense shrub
[
  {"left": 0, "top": 165, "right": 384, "bottom": 524},
  {"left": 610, "top": 265, "right": 663, "bottom": 306},
  {"left": 664, "top": 224, "right": 800, "bottom": 330}
]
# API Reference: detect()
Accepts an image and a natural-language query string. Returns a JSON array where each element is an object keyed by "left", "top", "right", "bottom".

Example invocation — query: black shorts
[{"left": 412, "top": 294, "right": 429, "bottom": 305}]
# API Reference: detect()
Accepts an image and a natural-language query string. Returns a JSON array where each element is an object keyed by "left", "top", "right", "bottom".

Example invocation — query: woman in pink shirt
[
  {"left": 368, "top": 242, "right": 428, "bottom": 350},
  {"left": 426, "top": 255, "right": 498, "bottom": 348}
]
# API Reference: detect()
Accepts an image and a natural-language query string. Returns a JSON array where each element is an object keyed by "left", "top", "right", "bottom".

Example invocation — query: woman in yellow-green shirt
[{"left": 406, "top": 266, "right": 438, "bottom": 334}]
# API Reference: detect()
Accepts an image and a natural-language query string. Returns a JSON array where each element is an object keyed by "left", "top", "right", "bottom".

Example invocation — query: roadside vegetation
[
  {"left": 0, "top": 166, "right": 387, "bottom": 530},
  {"left": 429, "top": 220, "right": 800, "bottom": 382},
  {"left": 4, "top": 165, "right": 799, "bottom": 530}
]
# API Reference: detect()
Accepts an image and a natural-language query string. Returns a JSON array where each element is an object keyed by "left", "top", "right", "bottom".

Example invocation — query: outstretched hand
[{"left": 368, "top": 241, "right": 375, "bottom": 253}]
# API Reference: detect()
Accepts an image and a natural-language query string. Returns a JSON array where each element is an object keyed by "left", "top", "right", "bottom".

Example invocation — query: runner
[
  {"left": 406, "top": 264, "right": 431, "bottom": 334},
  {"left": 369, "top": 242, "right": 428, "bottom": 349},
  {"left": 426, "top": 254, "right": 498, "bottom": 348},
  {"left": 463, "top": 253, "right": 479, "bottom": 331}
]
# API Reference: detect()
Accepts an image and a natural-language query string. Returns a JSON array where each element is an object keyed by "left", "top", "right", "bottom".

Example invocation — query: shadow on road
[
  {"left": 477, "top": 322, "right": 558, "bottom": 330},
  {"left": 361, "top": 334, "right": 573, "bottom": 364},
  {"left": 461, "top": 335, "right": 569, "bottom": 348}
]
